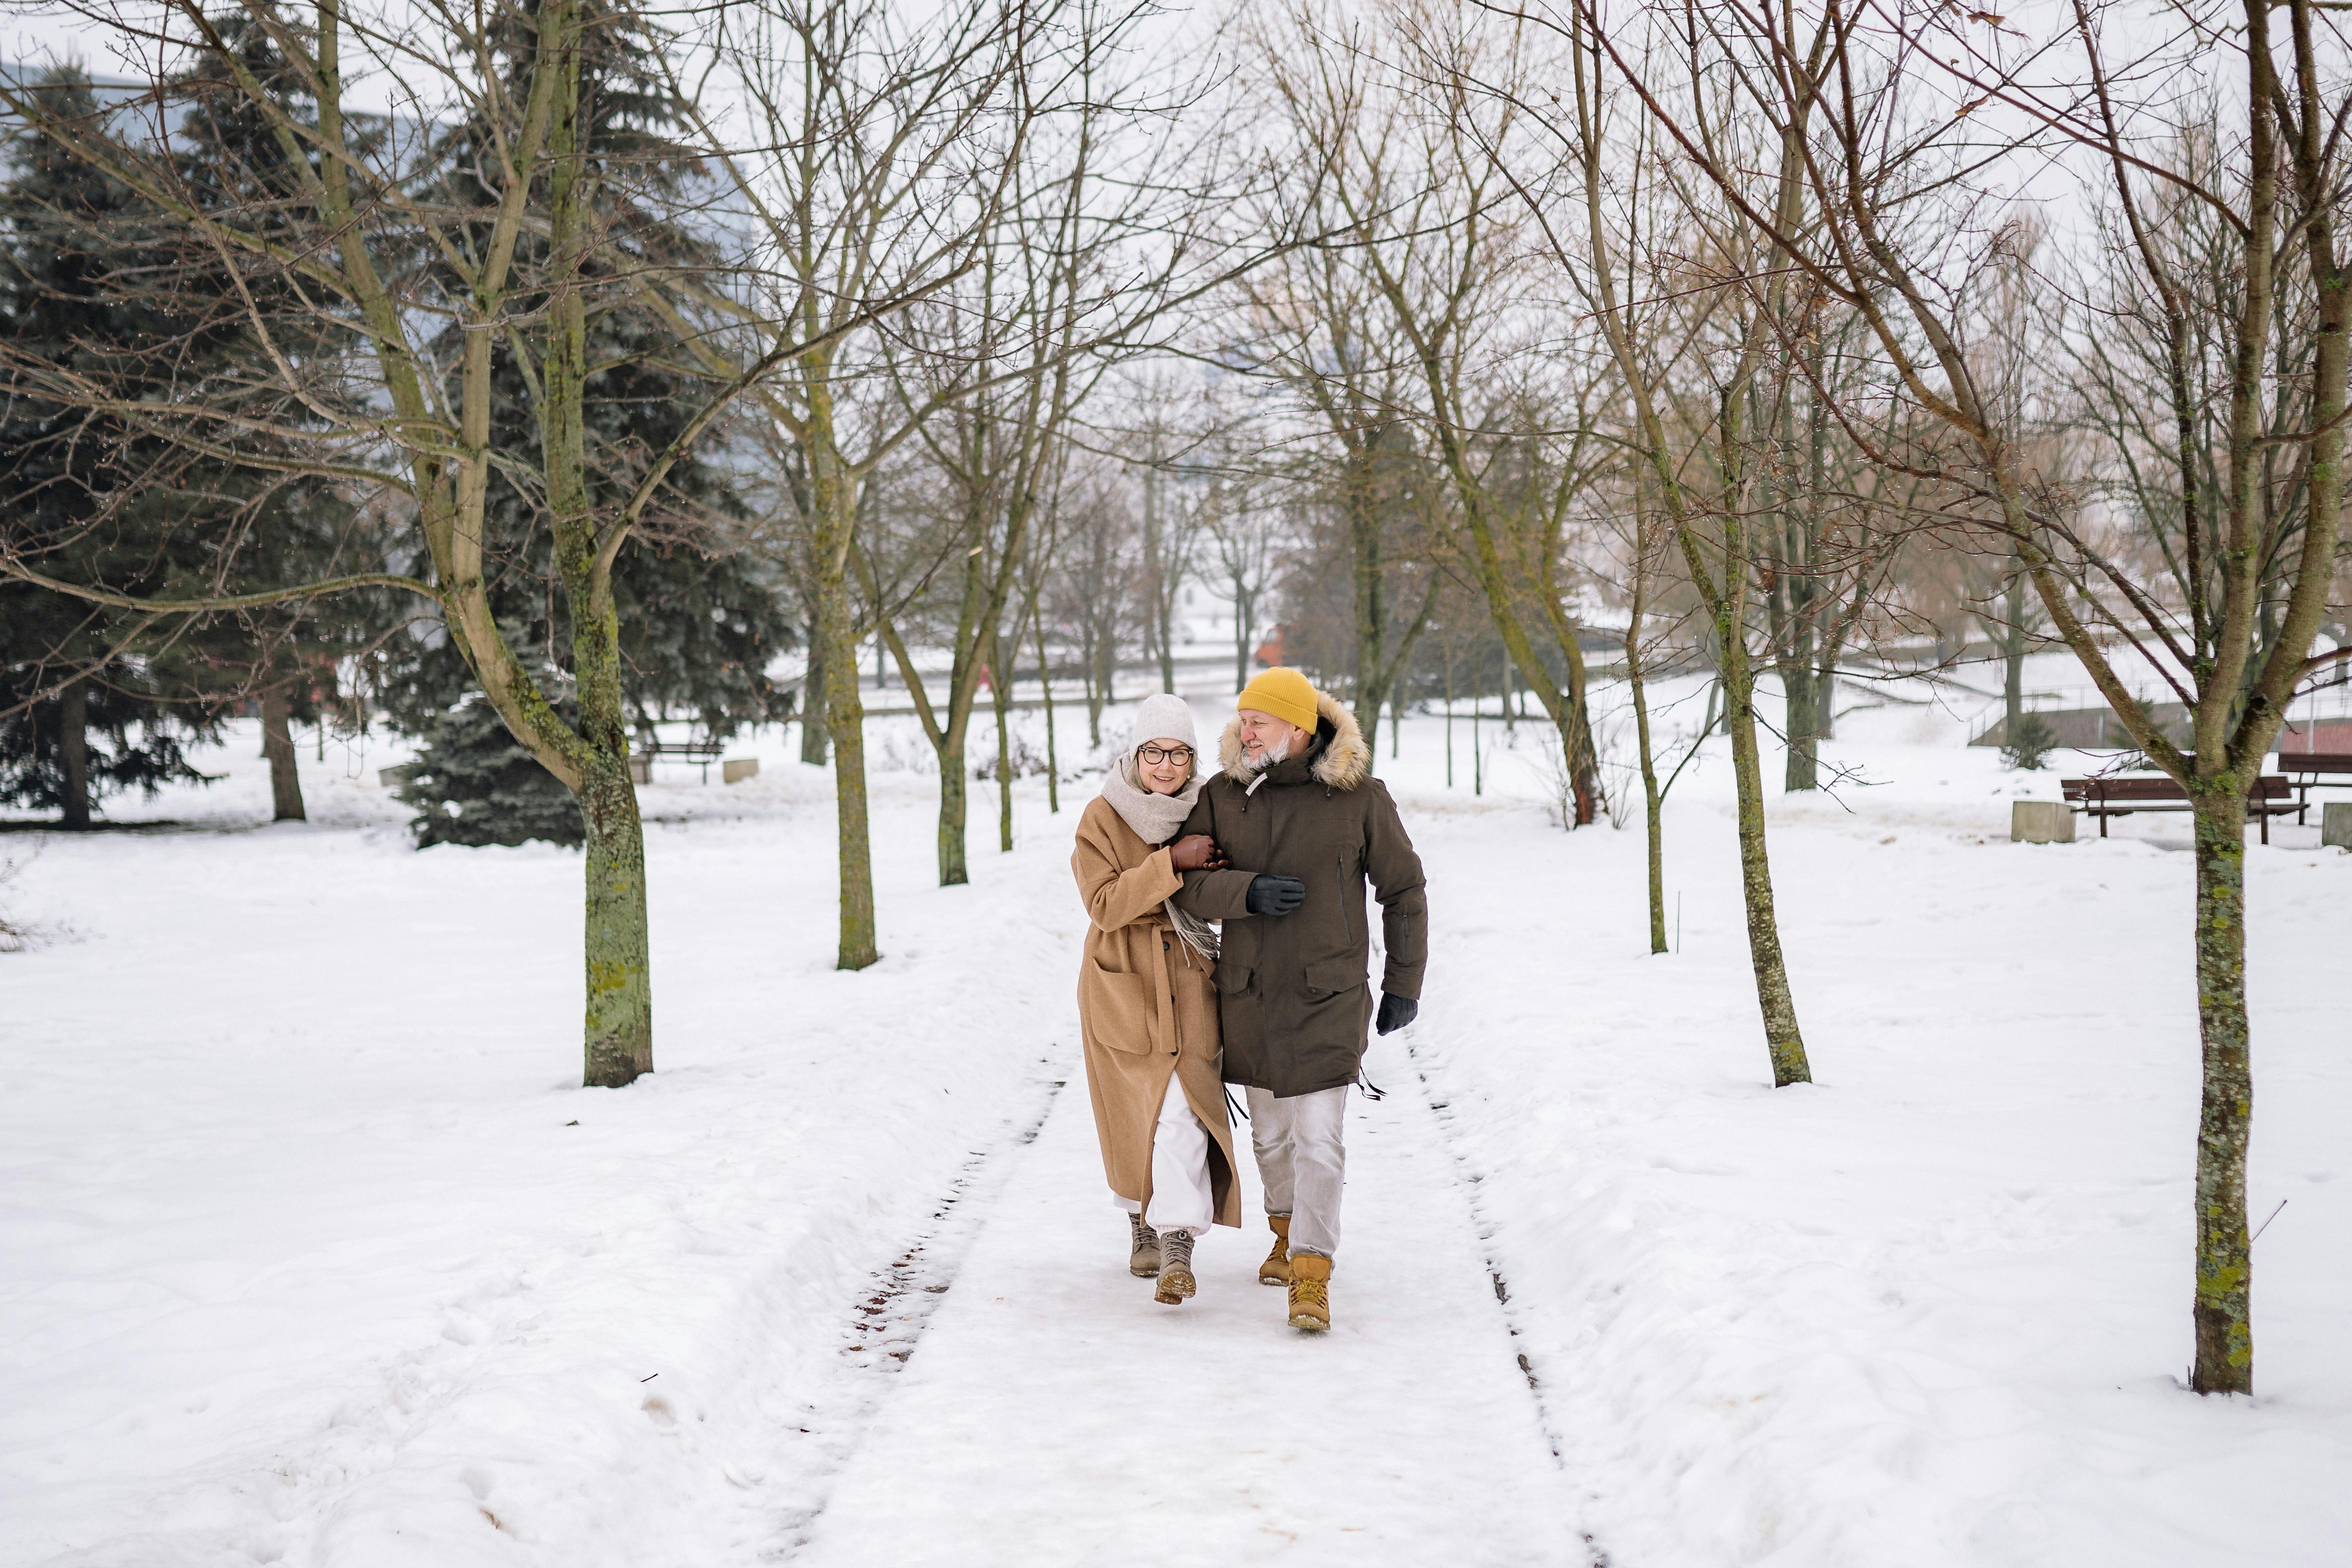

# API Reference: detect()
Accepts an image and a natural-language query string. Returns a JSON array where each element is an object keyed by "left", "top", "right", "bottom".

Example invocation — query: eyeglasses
[{"left": 1137, "top": 743, "right": 1195, "bottom": 766}]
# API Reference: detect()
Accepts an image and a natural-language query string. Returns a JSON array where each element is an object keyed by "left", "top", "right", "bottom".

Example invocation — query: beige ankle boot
[
  {"left": 1154, "top": 1229, "right": 1197, "bottom": 1305},
  {"left": 1287, "top": 1253, "right": 1331, "bottom": 1332},
  {"left": 1258, "top": 1216, "right": 1292, "bottom": 1286},
  {"left": 1128, "top": 1213, "right": 1161, "bottom": 1278}
]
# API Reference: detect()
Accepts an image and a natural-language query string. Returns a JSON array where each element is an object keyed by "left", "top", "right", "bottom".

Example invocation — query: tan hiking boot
[
  {"left": 1258, "top": 1216, "right": 1292, "bottom": 1286},
  {"left": 1128, "top": 1213, "right": 1161, "bottom": 1278},
  {"left": 1287, "top": 1253, "right": 1331, "bottom": 1332},
  {"left": 1154, "top": 1229, "right": 1197, "bottom": 1305}
]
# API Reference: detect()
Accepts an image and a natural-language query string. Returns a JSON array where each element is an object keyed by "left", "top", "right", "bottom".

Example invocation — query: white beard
[{"left": 1242, "top": 732, "right": 1294, "bottom": 773}]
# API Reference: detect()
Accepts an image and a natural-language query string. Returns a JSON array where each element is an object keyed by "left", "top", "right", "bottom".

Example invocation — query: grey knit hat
[{"left": 1126, "top": 693, "right": 1197, "bottom": 753}]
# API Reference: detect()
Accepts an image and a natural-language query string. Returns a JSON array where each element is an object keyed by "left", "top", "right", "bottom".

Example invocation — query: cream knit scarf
[{"left": 1099, "top": 758, "right": 1220, "bottom": 962}]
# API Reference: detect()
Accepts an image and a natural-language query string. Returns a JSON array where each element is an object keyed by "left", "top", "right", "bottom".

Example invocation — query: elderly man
[{"left": 1173, "top": 666, "right": 1427, "bottom": 1332}]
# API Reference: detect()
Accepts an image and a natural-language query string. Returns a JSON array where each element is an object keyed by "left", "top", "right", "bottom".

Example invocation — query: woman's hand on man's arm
[{"left": 1169, "top": 834, "right": 1227, "bottom": 872}]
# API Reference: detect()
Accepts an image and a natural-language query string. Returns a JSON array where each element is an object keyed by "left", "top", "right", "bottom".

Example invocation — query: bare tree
[
  {"left": 1204, "top": 472, "right": 1285, "bottom": 691},
  {"left": 1591, "top": 0, "right": 2352, "bottom": 1392},
  {"left": 0, "top": 0, "right": 773, "bottom": 1085},
  {"left": 661, "top": 0, "right": 1050, "bottom": 967}
]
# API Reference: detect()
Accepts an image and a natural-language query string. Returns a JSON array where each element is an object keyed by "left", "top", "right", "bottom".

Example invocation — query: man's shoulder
[{"left": 1359, "top": 775, "right": 1414, "bottom": 827}]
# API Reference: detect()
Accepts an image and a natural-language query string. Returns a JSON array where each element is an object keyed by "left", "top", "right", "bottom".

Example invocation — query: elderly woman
[{"left": 1071, "top": 694, "right": 1242, "bottom": 1305}]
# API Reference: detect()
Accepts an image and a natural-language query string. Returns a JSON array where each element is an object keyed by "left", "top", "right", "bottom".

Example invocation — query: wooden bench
[
  {"left": 628, "top": 738, "right": 726, "bottom": 784},
  {"left": 2276, "top": 752, "right": 2352, "bottom": 823},
  {"left": 2061, "top": 775, "right": 2298, "bottom": 843}
]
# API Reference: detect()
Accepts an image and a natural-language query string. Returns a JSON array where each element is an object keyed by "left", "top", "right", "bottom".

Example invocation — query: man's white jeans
[
  {"left": 1246, "top": 1084, "right": 1347, "bottom": 1259},
  {"left": 1110, "top": 1074, "right": 1215, "bottom": 1237}
]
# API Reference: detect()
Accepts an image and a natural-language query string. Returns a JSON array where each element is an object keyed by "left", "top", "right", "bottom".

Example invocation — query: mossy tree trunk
[
  {"left": 2189, "top": 789, "right": 2254, "bottom": 1392},
  {"left": 938, "top": 730, "right": 970, "bottom": 883},
  {"left": 1780, "top": 657, "right": 1819, "bottom": 792},
  {"left": 809, "top": 428, "right": 878, "bottom": 969},
  {"left": 541, "top": 24, "right": 652, "bottom": 1085},
  {"left": 799, "top": 601, "right": 829, "bottom": 766},
  {"left": 1721, "top": 598, "right": 1809, "bottom": 1085},
  {"left": 1570, "top": 10, "right": 1808, "bottom": 1075}
]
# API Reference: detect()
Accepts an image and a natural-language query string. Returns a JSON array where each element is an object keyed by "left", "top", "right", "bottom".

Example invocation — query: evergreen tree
[
  {"left": 396, "top": 695, "right": 586, "bottom": 847},
  {"left": 162, "top": 27, "right": 399, "bottom": 822},
  {"left": 0, "top": 70, "right": 223, "bottom": 826},
  {"left": 2, "top": 59, "right": 393, "bottom": 825},
  {"left": 376, "top": 0, "right": 794, "bottom": 843}
]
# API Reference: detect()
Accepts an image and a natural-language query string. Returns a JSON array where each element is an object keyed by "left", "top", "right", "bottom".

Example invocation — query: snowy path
[{"left": 789, "top": 1033, "right": 1590, "bottom": 1567}]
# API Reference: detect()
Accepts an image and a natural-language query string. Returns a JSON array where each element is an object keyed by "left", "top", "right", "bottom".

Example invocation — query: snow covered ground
[{"left": 3, "top": 671, "right": 2349, "bottom": 1565}]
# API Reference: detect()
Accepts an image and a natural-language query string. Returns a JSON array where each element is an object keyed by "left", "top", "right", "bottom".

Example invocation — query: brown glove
[{"left": 1169, "top": 833, "right": 1227, "bottom": 871}]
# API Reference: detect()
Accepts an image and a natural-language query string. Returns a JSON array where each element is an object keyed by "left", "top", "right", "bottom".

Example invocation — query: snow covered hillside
[{"left": 3, "top": 684, "right": 2348, "bottom": 1565}]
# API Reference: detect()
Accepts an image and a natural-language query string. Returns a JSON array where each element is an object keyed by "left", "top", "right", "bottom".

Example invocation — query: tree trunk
[
  {"left": 1628, "top": 615, "right": 1667, "bottom": 955},
  {"left": 938, "top": 729, "right": 969, "bottom": 886},
  {"left": 1568, "top": 701, "right": 1599, "bottom": 826},
  {"left": 1233, "top": 583, "right": 1253, "bottom": 693},
  {"left": 1088, "top": 630, "right": 1112, "bottom": 745},
  {"left": 261, "top": 685, "right": 307, "bottom": 822},
  {"left": 1724, "top": 627, "right": 1812, "bottom": 1086},
  {"left": 2003, "top": 569, "right": 2027, "bottom": 736},
  {"left": 1083, "top": 653, "right": 1104, "bottom": 747},
  {"left": 535, "top": 10, "right": 656, "bottom": 1088},
  {"left": 1782, "top": 659, "right": 1819, "bottom": 792},
  {"left": 800, "top": 635, "right": 830, "bottom": 766},
  {"left": 2189, "top": 791, "right": 2254, "bottom": 1394},
  {"left": 993, "top": 628, "right": 1015, "bottom": 852},
  {"left": 580, "top": 760, "right": 654, "bottom": 1086},
  {"left": 1349, "top": 439, "right": 1387, "bottom": 765},
  {"left": 1034, "top": 603, "right": 1060, "bottom": 814},
  {"left": 59, "top": 674, "right": 89, "bottom": 830},
  {"left": 820, "top": 565, "right": 879, "bottom": 970},
  {"left": 1443, "top": 660, "right": 1455, "bottom": 788}
]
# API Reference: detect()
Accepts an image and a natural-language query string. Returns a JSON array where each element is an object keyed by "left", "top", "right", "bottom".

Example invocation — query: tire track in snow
[
  {"left": 769, "top": 1065, "right": 1070, "bottom": 1555},
  {"left": 1401, "top": 1032, "right": 1615, "bottom": 1568}
]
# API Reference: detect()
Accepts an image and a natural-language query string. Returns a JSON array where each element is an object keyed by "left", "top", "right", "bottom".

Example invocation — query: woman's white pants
[{"left": 1110, "top": 1073, "right": 1214, "bottom": 1237}]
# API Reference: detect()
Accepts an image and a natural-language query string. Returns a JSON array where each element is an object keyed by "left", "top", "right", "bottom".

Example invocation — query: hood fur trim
[{"left": 1218, "top": 685, "right": 1371, "bottom": 790}]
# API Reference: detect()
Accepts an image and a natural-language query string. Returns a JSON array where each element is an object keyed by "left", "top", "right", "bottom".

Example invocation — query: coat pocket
[
  {"left": 1078, "top": 963, "right": 1157, "bottom": 1054},
  {"left": 1303, "top": 958, "right": 1367, "bottom": 999},
  {"left": 1213, "top": 962, "right": 1254, "bottom": 996}
]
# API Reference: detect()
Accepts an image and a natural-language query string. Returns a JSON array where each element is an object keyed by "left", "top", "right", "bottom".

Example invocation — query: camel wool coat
[{"left": 1071, "top": 794, "right": 1241, "bottom": 1228}]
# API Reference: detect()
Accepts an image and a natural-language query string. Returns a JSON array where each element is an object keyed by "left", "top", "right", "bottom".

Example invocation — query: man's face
[{"left": 1238, "top": 708, "right": 1312, "bottom": 767}]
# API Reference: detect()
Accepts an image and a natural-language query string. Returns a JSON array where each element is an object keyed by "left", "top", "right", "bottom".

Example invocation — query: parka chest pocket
[{"left": 1213, "top": 962, "right": 1254, "bottom": 996}]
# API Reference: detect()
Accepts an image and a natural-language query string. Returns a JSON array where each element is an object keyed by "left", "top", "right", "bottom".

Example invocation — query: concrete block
[
  {"left": 377, "top": 764, "right": 416, "bottom": 788},
  {"left": 723, "top": 757, "right": 760, "bottom": 785},
  {"left": 2012, "top": 799, "right": 2076, "bottom": 844},
  {"left": 626, "top": 754, "right": 652, "bottom": 785},
  {"left": 2325, "top": 801, "right": 2352, "bottom": 849}
]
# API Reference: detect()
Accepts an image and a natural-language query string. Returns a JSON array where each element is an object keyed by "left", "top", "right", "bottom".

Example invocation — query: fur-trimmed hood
[{"left": 1217, "top": 684, "right": 1371, "bottom": 790}]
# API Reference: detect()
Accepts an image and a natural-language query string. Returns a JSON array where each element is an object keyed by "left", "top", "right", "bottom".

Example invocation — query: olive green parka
[{"left": 1174, "top": 688, "right": 1428, "bottom": 1098}]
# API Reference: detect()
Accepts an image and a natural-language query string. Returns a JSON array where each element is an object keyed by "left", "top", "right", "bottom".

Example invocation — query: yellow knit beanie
[{"left": 1236, "top": 667, "right": 1320, "bottom": 734}]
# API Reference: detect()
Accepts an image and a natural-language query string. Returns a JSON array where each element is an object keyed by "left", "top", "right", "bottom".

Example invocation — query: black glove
[
  {"left": 1244, "top": 874, "right": 1307, "bottom": 916},
  {"left": 1375, "top": 993, "right": 1419, "bottom": 1035}
]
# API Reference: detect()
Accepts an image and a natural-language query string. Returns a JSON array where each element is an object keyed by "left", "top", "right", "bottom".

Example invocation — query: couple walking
[{"left": 1070, "top": 667, "right": 1428, "bottom": 1332}]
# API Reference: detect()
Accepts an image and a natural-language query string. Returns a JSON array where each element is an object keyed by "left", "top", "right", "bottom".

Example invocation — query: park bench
[
  {"left": 2275, "top": 752, "right": 2352, "bottom": 824},
  {"left": 627, "top": 737, "right": 726, "bottom": 784},
  {"left": 2060, "top": 774, "right": 2297, "bottom": 843}
]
